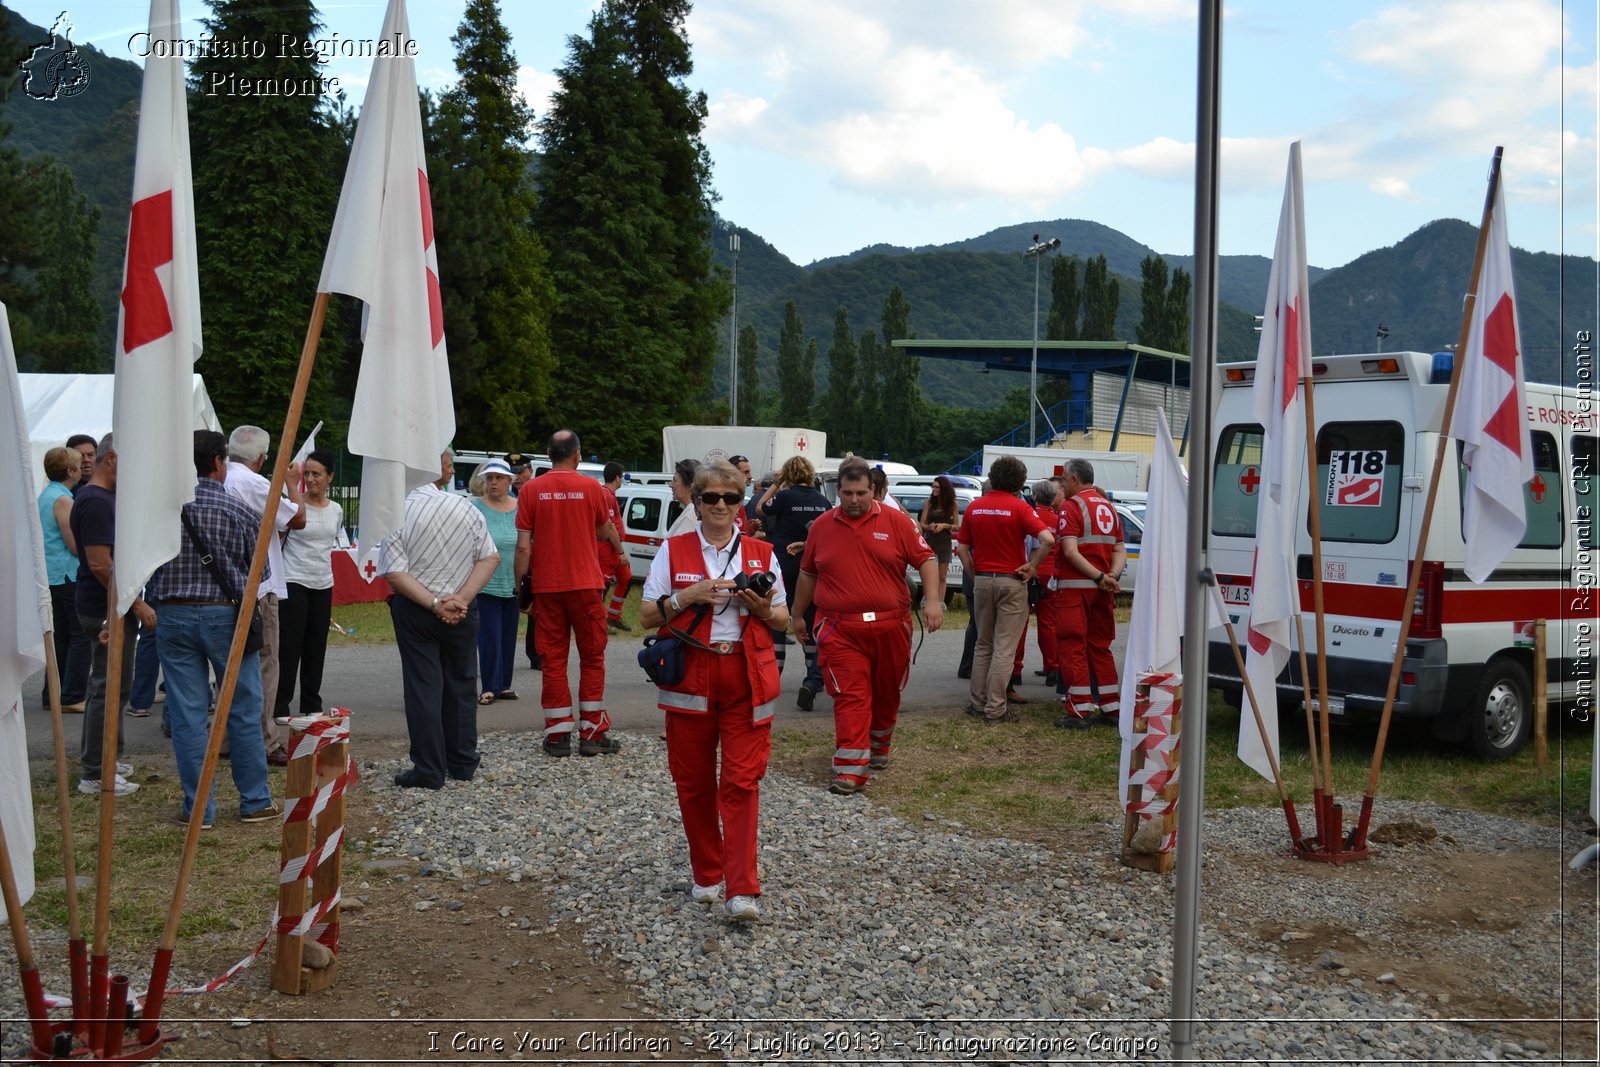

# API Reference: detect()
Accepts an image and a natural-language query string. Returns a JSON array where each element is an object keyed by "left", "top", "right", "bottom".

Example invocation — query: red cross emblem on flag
[
  {"left": 120, "top": 190, "right": 175, "bottom": 353},
  {"left": 1238, "top": 465, "right": 1261, "bottom": 495}
]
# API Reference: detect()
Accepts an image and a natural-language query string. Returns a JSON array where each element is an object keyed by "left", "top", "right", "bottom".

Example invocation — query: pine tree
[
  {"left": 536, "top": 0, "right": 728, "bottom": 457},
  {"left": 187, "top": 0, "right": 348, "bottom": 435},
  {"left": 775, "top": 301, "right": 812, "bottom": 424},
  {"left": 824, "top": 306, "right": 857, "bottom": 448},
  {"left": 856, "top": 329, "right": 883, "bottom": 455},
  {"left": 1081, "top": 254, "right": 1121, "bottom": 339},
  {"left": 1136, "top": 255, "right": 1169, "bottom": 347},
  {"left": 1163, "top": 267, "right": 1192, "bottom": 353},
  {"left": 429, "top": 0, "right": 555, "bottom": 446},
  {"left": 879, "top": 285, "right": 920, "bottom": 460},
  {"left": 1046, "top": 255, "right": 1081, "bottom": 340},
  {"left": 736, "top": 323, "right": 759, "bottom": 425}
]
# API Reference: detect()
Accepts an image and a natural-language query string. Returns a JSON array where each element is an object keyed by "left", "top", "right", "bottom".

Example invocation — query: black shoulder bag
[{"left": 178, "top": 506, "right": 265, "bottom": 653}]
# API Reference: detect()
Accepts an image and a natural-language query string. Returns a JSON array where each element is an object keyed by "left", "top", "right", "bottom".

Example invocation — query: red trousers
[
  {"left": 534, "top": 588, "right": 610, "bottom": 739},
  {"left": 665, "top": 650, "right": 771, "bottom": 897},
  {"left": 818, "top": 614, "right": 911, "bottom": 783},
  {"left": 1055, "top": 588, "right": 1120, "bottom": 718},
  {"left": 601, "top": 552, "right": 632, "bottom": 620},
  {"left": 1035, "top": 587, "right": 1059, "bottom": 673}
]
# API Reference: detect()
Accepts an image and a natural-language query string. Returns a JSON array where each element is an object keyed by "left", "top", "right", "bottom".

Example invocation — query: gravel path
[{"left": 351, "top": 730, "right": 1596, "bottom": 1065}]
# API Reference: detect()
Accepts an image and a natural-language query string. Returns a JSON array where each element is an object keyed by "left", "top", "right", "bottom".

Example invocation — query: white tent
[{"left": 20, "top": 372, "right": 221, "bottom": 479}]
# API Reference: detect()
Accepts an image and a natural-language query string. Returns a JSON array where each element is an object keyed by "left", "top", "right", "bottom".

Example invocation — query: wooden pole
[
  {"left": 1349, "top": 148, "right": 1505, "bottom": 851},
  {"left": 40, "top": 638, "right": 89, "bottom": 1029},
  {"left": 1209, "top": 584, "right": 1303, "bottom": 845},
  {"left": 1293, "top": 615, "right": 1326, "bottom": 846},
  {"left": 1534, "top": 619, "right": 1548, "bottom": 771},
  {"left": 90, "top": 605, "right": 128, "bottom": 1050},
  {"left": 0, "top": 767, "right": 56, "bottom": 1052},
  {"left": 1301, "top": 376, "right": 1336, "bottom": 840},
  {"left": 272, "top": 729, "right": 317, "bottom": 993},
  {"left": 141, "top": 291, "right": 329, "bottom": 1041}
]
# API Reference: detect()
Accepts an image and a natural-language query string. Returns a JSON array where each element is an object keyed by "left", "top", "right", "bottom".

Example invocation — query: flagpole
[
  {"left": 0, "top": 782, "right": 55, "bottom": 1052},
  {"left": 141, "top": 291, "right": 330, "bottom": 1041},
  {"left": 1350, "top": 147, "right": 1505, "bottom": 851},
  {"left": 1293, "top": 615, "right": 1326, "bottom": 842},
  {"left": 1211, "top": 585, "right": 1303, "bottom": 844},
  {"left": 90, "top": 606, "right": 129, "bottom": 1049},
  {"left": 1172, "top": 0, "right": 1222, "bottom": 1058},
  {"left": 41, "top": 638, "right": 90, "bottom": 1032},
  {"left": 1300, "top": 373, "right": 1339, "bottom": 854}
]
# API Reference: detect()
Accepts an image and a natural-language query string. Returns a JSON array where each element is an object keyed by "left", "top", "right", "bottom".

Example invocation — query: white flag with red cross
[
  {"left": 318, "top": 0, "right": 453, "bottom": 578},
  {"left": 0, "top": 303, "right": 46, "bottom": 903},
  {"left": 1239, "top": 142, "right": 1312, "bottom": 782},
  {"left": 111, "top": 0, "right": 203, "bottom": 615},
  {"left": 1455, "top": 174, "right": 1532, "bottom": 583}
]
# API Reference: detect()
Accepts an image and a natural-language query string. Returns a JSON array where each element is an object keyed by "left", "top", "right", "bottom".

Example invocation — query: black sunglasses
[{"left": 698, "top": 491, "right": 743, "bottom": 506}]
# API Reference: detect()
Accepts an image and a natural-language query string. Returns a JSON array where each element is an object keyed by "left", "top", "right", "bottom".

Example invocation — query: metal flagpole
[{"left": 1172, "top": 0, "right": 1223, "bottom": 1059}]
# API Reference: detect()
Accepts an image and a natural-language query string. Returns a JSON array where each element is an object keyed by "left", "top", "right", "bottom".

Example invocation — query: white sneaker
[
  {"left": 690, "top": 883, "right": 721, "bottom": 905},
  {"left": 78, "top": 776, "right": 138, "bottom": 797},
  {"left": 725, "top": 895, "right": 761, "bottom": 922},
  {"left": 116, "top": 761, "right": 133, "bottom": 777}
]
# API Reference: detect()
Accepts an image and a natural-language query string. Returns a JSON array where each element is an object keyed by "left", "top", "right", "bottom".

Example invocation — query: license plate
[
  {"left": 1312, "top": 694, "right": 1347, "bottom": 716},
  {"left": 1221, "top": 583, "right": 1251, "bottom": 605}
]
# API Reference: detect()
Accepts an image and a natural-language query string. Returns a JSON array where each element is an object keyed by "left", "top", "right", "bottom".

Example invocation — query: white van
[
  {"left": 613, "top": 483, "right": 689, "bottom": 575},
  {"left": 1207, "top": 349, "right": 1594, "bottom": 758}
]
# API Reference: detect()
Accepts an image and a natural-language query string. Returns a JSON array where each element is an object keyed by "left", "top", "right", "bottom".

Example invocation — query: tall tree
[
  {"left": 775, "top": 300, "right": 812, "bottom": 424},
  {"left": 1046, "top": 254, "right": 1081, "bottom": 341},
  {"left": 879, "top": 284, "right": 920, "bottom": 460},
  {"left": 428, "top": 0, "right": 555, "bottom": 446},
  {"left": 856, "top": 329, "right": 883, "bottom": 455},
  {"left": 536, "top": 0, "right": 729, "bottom": 457},
  {"left": 188, "top": 0, "right": 348, "bottom": 434},
  {"left": 1135, "top": 254, "right": 1170, "bottom": 348},
  {"left": 823, "top": 306, "right": 857, "bottom": 448},
  {"left": 1163, "top": 266, "right": 1192, "bottom": 354},
  {"left": 735, "top": 323, "right": 759, "bottom": 425},
  {"left": 1081, "top": 254, "right": 1121, "bottom": 339}
]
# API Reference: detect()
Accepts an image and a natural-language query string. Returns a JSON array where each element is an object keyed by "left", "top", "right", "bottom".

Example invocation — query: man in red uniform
[
  {"left": 956, "top": 456, "right": 1054, "bottom": 722},
  {"left": 515, "top": 430, "right": 625, "bottom": 757},
  {"left": 1019, "top": 478, "right": 1062, "bottom": 687},
  {"left": 791, "top": 458, "right": 942, "bottom": 794},
  {"left": 1053, "top": 458, "right": 1127, "bottom": 729},
  {"left": 598, "top": 462, "right": 633, "bottom": 630}
]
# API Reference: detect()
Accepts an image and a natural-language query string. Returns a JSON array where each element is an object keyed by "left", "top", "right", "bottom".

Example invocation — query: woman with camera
[{"left": 640, "top": 459, "right": 788, "bottom": 923}]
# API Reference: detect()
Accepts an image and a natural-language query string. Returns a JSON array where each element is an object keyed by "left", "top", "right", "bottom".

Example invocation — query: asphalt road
[{"left": 21, "top": 616, "right": 1130, "bottom": 764}]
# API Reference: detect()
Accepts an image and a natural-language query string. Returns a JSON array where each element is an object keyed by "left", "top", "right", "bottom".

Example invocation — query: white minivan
[
  {"left": 1207, "top": 349, "right": 1592, "bottom": 758},
  {"left": 612, "top": 483, "right": 689, "bottom": 575}
]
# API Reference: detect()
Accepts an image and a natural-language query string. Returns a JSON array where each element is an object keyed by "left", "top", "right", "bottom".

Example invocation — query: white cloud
[
  {"left": 1369, "top": 175, "right": 1415, "bottom": 199},
  {"left": 516, "top": 65, "right": 560, "bottom": 119}
]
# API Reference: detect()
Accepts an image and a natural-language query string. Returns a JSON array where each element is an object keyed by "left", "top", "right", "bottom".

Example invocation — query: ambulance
[{"left": 1207, "top": 349, "right": 1595, "bottom": 758}]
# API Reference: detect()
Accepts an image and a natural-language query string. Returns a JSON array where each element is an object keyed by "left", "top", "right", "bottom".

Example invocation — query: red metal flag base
[
  {"left": 26, "top": 1027, "right": 168, "bottom": 1063},
  {"left": 1290, "top": 797, "right": 1373, "bottom": 865}
]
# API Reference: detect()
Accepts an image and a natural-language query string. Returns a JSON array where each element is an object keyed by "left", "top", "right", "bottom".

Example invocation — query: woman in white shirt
[{"left": 277, "top": 450, "right": 344, "bottom": 719}]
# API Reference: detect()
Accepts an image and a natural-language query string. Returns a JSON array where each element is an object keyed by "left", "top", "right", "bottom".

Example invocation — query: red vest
[
  {"left": 1055, "top": 488, "right": 1123, "bottom": 589},
  {"left": 654, "top": 531, "right": 782, "bottom": 722}
]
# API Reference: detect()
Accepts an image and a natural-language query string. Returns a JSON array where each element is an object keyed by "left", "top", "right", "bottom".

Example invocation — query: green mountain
[{"left": 4, "top": 4, "right": 142, "bottom": 361}]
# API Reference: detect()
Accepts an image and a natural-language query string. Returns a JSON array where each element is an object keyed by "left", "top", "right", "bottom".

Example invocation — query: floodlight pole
[
  {"left": 728, "top": 232, "right": 740, "bottom": 426},
  {"left": 1025, "top": 236, "right": 1060, "bottom": 445}
]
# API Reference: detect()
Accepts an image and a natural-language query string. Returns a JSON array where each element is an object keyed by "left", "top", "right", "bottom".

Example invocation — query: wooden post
[
  {"left": 1121, "top": 675, "right": 1180, "bottom": 875},
  {"left": 273, "top": 716, "right": 345, "bottom": 995},
  {"left": 1534, "top": 619, "right": 1548, "bottom": 771}
]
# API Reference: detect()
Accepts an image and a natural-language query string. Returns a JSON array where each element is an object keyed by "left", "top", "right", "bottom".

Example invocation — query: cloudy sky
[{"left": 19, "top": 0, "right": 1598, "bottom": 270}]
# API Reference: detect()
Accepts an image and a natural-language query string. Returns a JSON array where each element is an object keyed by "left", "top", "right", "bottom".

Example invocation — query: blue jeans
[
  {"left": 157, "top": 604, "right": 272, "bottom": 822},
  {"left": 129, "top": 618, "right": 160, "bottom": 710}
]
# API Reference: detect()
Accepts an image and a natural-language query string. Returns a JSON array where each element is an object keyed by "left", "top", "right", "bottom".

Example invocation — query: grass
[
  {"left": 27, "top": 768, "right": 286, "bottom": 946},
  {"left": 772, "top": 690, "right": 1595, "bottom": 842}
]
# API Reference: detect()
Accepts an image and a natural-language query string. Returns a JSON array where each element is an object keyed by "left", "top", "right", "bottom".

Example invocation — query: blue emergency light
[{"left": 1430, "top": 351, "right": 1453, "bottom": 384}]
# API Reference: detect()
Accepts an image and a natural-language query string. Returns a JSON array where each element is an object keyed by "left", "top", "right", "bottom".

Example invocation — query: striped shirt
[
  {"left": 148, "top": 478, "right": 263, "bottom": 603},
  {"left": 377, "top": 484, "right": 498, "bottom": 594}
]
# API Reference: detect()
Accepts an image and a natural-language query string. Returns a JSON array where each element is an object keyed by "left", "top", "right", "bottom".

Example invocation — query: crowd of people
[{"left": 36, "top": 425, "right": 1126, "bottom": 922}]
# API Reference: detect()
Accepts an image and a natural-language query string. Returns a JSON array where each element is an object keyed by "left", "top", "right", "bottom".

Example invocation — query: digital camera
[{"left": 733, "top": 570, "right": 777, "bottom": 597}]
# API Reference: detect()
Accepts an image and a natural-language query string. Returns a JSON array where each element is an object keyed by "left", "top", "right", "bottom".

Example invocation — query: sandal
[
  {"left": 496, "top": 690, "right": 519, "bottom": 701},
  {"left": 477, "top": 692, "right": 497, "bottom": 706}
]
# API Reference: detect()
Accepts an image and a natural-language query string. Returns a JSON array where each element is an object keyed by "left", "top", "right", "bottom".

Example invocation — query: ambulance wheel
[{"left": 1468, "top": 657, "right": 1531, "bottom": 760}]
